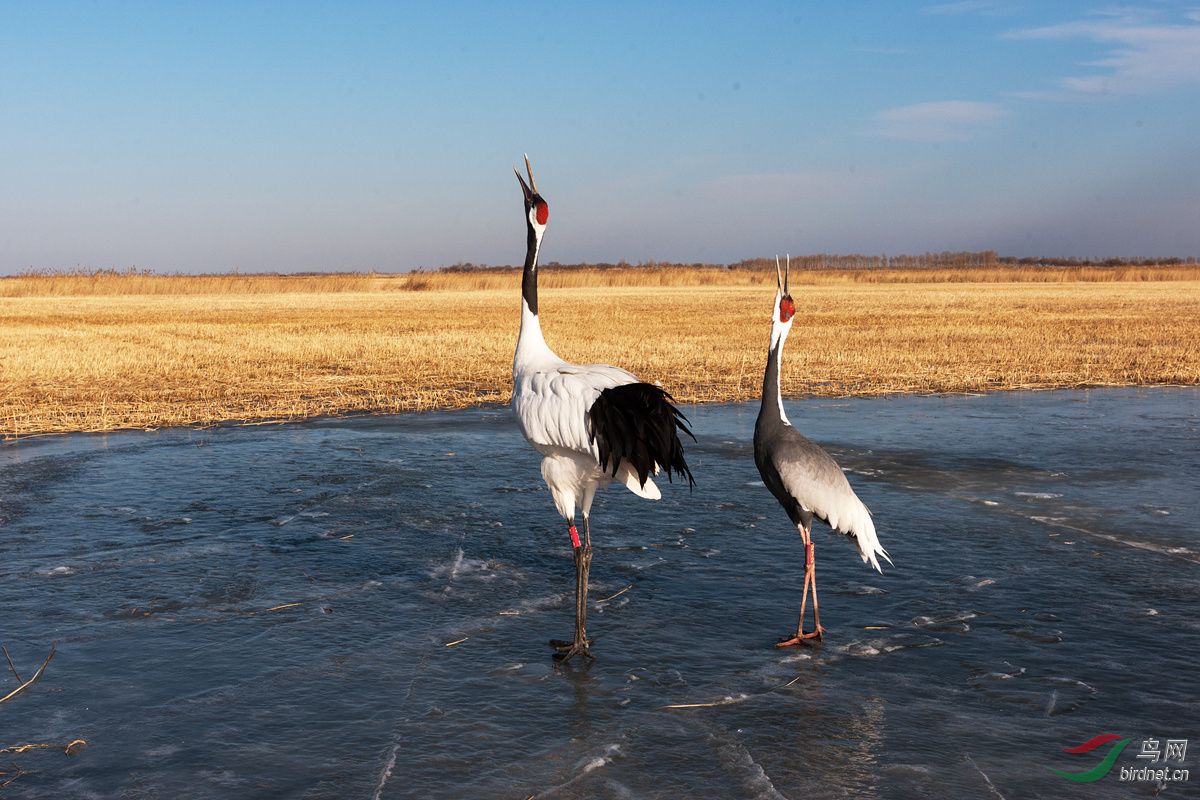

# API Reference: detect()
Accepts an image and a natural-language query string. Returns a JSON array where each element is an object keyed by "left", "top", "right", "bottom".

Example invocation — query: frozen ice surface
[{"left": 0, "top": 389, "right": 1197, "bottom": 798}]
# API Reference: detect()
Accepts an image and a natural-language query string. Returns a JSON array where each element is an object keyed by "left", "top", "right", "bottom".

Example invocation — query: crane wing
[
  {"left": 513, "top": 363, "right": 638, "bottom": 457},
  {"left": 771, "top": 433, "right": 891, "bottom": 572},
  {"left": 587, "top": 382, "right": 695, "bottom": 489}
]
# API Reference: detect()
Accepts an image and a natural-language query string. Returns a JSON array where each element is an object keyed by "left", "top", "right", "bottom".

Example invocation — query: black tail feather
[{"left": 586, "top": 383, "right": 695, "bottom": 489}]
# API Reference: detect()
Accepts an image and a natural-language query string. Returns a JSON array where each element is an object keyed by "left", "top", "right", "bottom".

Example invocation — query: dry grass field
[
  {"left": 5, "top": 264, "right": 1200, "bottom": 296},
  {"left": 3, "top": 267, "right": 1199, "bottom": 438}
]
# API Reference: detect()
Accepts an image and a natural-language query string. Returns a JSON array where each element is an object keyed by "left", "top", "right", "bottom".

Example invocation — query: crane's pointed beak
[
  {"left": 523, "top": 153, "right": 539, "bottom": 194},
  {"left": 775, "top": 255, "right": 783, "bottom": 295},
  {"left": 515, "top": 153, "right": 539, "bottom": 204},
  {"left": 515, "top": 166, "right": 532, "bottom": 203},
  {"left": 785, "top": 253, "right": 790, "bottom": 294}
]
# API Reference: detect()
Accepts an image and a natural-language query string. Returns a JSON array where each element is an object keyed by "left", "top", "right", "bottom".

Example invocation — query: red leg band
[{"left": 568, "top": 524, "right": 581, "bottom": 549}]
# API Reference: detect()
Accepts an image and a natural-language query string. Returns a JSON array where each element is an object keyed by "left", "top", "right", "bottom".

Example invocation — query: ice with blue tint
[{"left": 1, "top": 388, "right": 1197, "bottom": 799}]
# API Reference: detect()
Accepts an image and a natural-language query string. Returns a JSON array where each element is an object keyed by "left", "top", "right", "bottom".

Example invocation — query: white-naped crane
[
  {"left": 754, "top": 256, "right": 891, "bottom": 646},
  {"left": 511, "top": 155, "right": 695, "bottom": 662}
]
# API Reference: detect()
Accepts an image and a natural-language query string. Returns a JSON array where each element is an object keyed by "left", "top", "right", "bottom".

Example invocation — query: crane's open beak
[
  {"left": 514, "top": 153, "right": 539, "bottom": 203},
  {"left": 775, "top": 255, "right": 792, "bottom": 296}
]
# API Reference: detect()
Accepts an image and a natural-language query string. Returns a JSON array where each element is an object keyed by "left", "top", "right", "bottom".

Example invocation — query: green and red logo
[{"left": 1047, "top": 733, "right": 1131, "bottom": 783}]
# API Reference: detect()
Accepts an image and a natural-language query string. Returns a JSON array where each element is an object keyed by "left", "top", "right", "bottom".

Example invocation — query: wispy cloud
[
  {"left": 1007, "top": 11, "right": 1200, "bottom": 95},
  {"left": 922, "top": 0, "right": 1009, "bottom": 16},
  {"left": 875, "top": 100, "right": 1005, "bottom": 141}
]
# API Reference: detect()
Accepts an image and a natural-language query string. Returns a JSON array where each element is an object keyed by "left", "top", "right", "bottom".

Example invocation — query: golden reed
[{"left": 3, "top": 267, "right": 1198, "bottom": 438}]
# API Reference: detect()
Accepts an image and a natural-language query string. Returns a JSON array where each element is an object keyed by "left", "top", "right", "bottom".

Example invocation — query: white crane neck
[{"left": 514, "top": 299, "right": 562, "bottom": 373}]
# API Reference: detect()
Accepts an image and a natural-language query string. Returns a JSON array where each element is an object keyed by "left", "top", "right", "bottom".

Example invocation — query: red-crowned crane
[
  {"left": 510, "top": 155, "right": 694, "bottom": 662},
  {"left": 754, "top": 256, "right": 891, "bottom": 646}
]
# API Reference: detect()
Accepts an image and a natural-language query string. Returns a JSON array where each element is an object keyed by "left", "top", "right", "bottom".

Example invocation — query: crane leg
[
  {"left": 551, "top": 517, "right": 594, "bottom": 661},
  {"left": 807, "top": 540, "right": 825, "bottom": 640},
  {"left": 777, "top": 527, "right": 826, "bottom": 647}
]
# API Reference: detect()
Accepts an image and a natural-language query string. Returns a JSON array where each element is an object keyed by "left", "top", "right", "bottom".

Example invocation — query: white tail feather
[
  {"left": 845, "top": 503, "right": 891, "bottom": 573},
  {"left": 823, "top": 496, "right": 891, "bottom": 573},
  {"left": 617, "top": 465, "right": 661, "bottom": 500}
]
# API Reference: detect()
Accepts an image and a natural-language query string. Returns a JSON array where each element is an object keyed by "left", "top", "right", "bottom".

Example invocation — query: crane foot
[
  {"left": 775, "top": 626, "right": 826, "bottom": 648},
  {"left": 549, "top": 638, "right": 595, "bottom": 661}
]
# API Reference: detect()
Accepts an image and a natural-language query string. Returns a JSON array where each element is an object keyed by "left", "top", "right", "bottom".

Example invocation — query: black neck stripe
[{"left": 521, "top": 222, "right": 538, "bottom": 315}]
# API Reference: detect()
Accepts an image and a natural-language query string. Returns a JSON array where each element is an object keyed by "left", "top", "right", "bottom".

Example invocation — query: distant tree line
[
  {"left": 439, "top": 260, "right": 721, "bottom": 273},
  {"left": 731, "top": 252, "right": 1005, "bottom": 271},
  {"left": 995, "top": 254, "right": 1199, "bottom": 267},
  {"left": 437, "top": 250, "right": 1197, "bottom": 273}
]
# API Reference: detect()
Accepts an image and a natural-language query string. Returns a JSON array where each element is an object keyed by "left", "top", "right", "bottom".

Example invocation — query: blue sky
[{"left": 2, "top": 1, "right": 1198, "bottom": 273}]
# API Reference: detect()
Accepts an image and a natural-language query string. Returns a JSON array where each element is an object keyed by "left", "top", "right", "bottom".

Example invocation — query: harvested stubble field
[{"left": 2, "top": 267, "right": 1199, "bottom": 438}]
